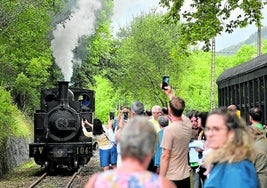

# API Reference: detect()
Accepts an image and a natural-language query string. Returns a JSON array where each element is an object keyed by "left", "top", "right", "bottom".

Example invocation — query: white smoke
[{"left": 51, "top": 0, "right": 102, "bottom": 81}]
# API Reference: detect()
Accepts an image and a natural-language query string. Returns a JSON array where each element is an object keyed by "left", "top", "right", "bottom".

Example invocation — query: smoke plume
[{"left": 51, "top": 0, "right": 102, "bottom": 81}]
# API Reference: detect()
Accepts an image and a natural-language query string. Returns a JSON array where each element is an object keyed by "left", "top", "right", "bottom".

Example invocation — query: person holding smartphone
[
  {"left": 160, "top": 85, "right": 192, "bottom": 188},
  {"left": 115, "top": 101, "right": 145, "bottom": 167},
  {"left": 81, "top": 118, "right": 117, "bottom": 171}
]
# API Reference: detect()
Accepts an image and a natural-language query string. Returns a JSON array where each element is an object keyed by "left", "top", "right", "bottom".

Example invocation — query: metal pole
[
  {"left": 210, "top": 38, "right": 216, "bottom": 110},
  {"left": 257, "top": 26, "right": 261, "bottom": 56}
]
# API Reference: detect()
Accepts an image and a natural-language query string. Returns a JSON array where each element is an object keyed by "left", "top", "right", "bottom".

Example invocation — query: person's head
[
  {"left": 169, "top": 96, "right": 185, "bottom": 117},
  {"left": 227, "top": 104, "right": 237, "bottom": 112},
  {"left": 144, "top": 109, "right": 152, "bottom": 118},
  {"left": 158, "top": 116, "right": 169, "bottom": 128},
  {"left": 151, "top": 105, "right": 162, "bottom": 120},
  {"left": 92, "top": 118, "right": 104, "bottom": 135},
  {"left": 249, "top": 107, "right": 262, "bottom": 123},
  {"left": 131, "top": 101, "right": 144, "bottom": 116},
  {"left": 162, "top": 107, "right": 168, "bottom": 115},
  {"left": 197, "top": 111, "right": 208, "bottom": 129},
  {"left": 120, "top": 117, "right": 157, "bottom": 164},
  {"left": 187, "top": 110, "right": 199, "bottom": 130},
  {"left": 205, "top": 107, "right": 255, "bottom": 163}
]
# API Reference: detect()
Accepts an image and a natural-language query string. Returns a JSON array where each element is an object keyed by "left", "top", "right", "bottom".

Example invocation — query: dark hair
[
  {"left": 162, "top": 107, "right": 168, "bottom": 115},
  {"left": 249, "top": 107, "right": 262, "bottom": 122},
  {"left": 186, "top": 110, "right": 198, "bottom": 119},
  {"left": 92, "top": 118, "right": 105, "bottom": 136},
  {"left": 197, "top": 111, "right": 208, "bottom": 128},
  {"left": 145, "top": 109, "right": 152, "bottom": 116}
]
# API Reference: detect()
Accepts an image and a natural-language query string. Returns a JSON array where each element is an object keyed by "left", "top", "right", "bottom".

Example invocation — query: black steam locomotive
[
  {"left": 217, "top": 53, "right": 267, "bottom": 123},
  {"left": 29, "top": 81, "right": 95, "bottom": 172}
]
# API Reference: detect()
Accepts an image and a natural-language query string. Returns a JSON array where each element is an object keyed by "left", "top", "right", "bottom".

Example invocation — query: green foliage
[
  {"left": 159, "top": 0, "right": 265, "bottom": 49},
  {"left": 113, "top": 12, "right": 185, "bottom": 107},
  {"left": 93, "top": 76, "right": 122, "bottom": 123},
  {"left": 0, "top": 1, "right": 63, "bottom": 115},
  {"left": 177, "top": 52, "right": 212, "bottom": 111},
  {"left": 0, "top": 0, "right": 266, "bottom": 126},
  {"left": 0, "top": 87, "right": 29, "bottom": 144},
  {"left": 261, "top": 38, "right": 267, "bottom": 54}
]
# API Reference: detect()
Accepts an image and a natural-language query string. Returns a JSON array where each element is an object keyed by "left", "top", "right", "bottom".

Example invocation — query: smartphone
[
  {"left": 162, "top": 76, "right": 170, "bottom": 90},
  {"left": 109, "top": 111, "right": 115, "bottom": 120},
  {"left": 123, "top": 112, "right": 128, "bottom": 120}
]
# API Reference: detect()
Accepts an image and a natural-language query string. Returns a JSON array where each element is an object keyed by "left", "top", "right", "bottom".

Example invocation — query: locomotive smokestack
[{"left": 58, "top": 81, "right": 69, "bottom": 106}]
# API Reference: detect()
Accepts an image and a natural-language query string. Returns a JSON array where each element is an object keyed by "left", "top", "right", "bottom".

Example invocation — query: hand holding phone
[
  {"left": 123, "top": 112, "right": 128, "bottom": 120},
  {"left": 162, "top": 76, "right": 170, "bottom": 90},
  {"left": 109, "top": 111, "right": 115, "bottom": 120}
]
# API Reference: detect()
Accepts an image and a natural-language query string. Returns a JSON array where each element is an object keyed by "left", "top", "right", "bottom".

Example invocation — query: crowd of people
[{"left": 81, "top": 85, "right": 267, "bottom": 188}]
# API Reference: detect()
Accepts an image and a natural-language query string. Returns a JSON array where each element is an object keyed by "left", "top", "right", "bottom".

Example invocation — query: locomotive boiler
[{"left": 29, "top": 81, "right": 95, "bottom": 172}]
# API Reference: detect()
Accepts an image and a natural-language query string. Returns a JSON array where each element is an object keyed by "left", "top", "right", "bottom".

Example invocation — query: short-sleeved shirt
[
  {"left": 253, "top": 123, "right": 264, "bottom": 130},
  {"left": 94, "top": 170, "right": 163, "bottom": 188},
  {"left": 149, "top": 118, "right": 161, "bottom": 132},
  {"left": 160, "top": 118, "right": 192, "bottom": 180}
]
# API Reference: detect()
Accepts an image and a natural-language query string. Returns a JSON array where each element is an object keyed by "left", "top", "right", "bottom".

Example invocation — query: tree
[
  {"left": 113, "top": 12, "right": 185, "bottom": 107},
  {"left": 0, "top": 0, "right": 63, "bottom": 114},
  {"left": 159, "top": 0, "right": 266, "bottom": 49}
]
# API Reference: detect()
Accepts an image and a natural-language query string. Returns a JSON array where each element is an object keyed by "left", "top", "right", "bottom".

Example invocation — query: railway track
[
  {"left": 25, "top": 152, "right": 101, "bottom": 188},
  {"left": 0, "top": 151, "right": 101, "bottom": 188},
  {"left": 28, "top": 167, "right": 82, "bottom": 188},
  {"left": 28, "top": 172, "right": 47, "bottom": 188}
]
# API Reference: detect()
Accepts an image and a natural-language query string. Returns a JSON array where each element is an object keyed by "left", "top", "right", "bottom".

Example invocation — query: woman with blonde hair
[{"left": 203, "top": 107, "right": 259, "bottom": 188}]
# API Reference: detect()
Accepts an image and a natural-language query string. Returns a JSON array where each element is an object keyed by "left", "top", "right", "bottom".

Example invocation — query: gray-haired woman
[{"left": 85, "top": 116, "right": 175, "bottom": 188}]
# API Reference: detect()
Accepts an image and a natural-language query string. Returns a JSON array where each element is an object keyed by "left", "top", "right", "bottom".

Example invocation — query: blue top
[
  {"left": 154, "top": 129, "right": 164, "bottom": 167},
  {"left": 204, "top": 160, "right": 260, "bottom": 188}
]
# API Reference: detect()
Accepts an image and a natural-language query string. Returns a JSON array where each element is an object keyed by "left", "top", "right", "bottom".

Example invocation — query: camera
[
  {"left": 82, "top": 117, "right": 86, "bottom": 121},
  {"left": 161, "top": 76, "right": 170, "bottom": 90},
  {"left": 109, "top": 111, "right": 115, "bottom": 120},
  {"left": 123, "top": 112, "right": 128, "bottom": 120}
]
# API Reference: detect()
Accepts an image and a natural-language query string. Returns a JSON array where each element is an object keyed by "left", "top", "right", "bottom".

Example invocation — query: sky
[{"left": 111, "top": 0, "right": 267, "bottom": 51}]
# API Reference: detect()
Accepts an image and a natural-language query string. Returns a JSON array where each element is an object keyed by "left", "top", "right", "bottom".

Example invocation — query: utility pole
[
  {"left": 257, "top": 0, "right": 266, "bottom": 56},
  {"left": 210, "top": 38, "right": 216, "bottom": 110},
  {"left": 257, "top": 25, "right": 262, "bottom": 56}
]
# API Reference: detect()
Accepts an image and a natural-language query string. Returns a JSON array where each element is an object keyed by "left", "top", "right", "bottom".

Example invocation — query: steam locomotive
[{"left": 29, "top": 81, "right": 95, "bottom": 172}]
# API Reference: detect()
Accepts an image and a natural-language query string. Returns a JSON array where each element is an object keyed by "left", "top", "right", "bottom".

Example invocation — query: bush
[{"left": 0, "top": 87, "right": 30, "bottom": 144}]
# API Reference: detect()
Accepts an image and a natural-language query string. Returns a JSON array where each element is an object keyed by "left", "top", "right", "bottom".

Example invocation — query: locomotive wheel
[
  {"left": 49, "top": 163, "right": 56, "bottom": 174},
  {"left": 44, "top": 161, "right": 56, "bottom": 174}
]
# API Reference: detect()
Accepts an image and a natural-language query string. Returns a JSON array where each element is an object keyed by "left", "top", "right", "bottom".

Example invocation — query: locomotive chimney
[{"left": 58, "top": 81, "right": 69, "bottom": 106}]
